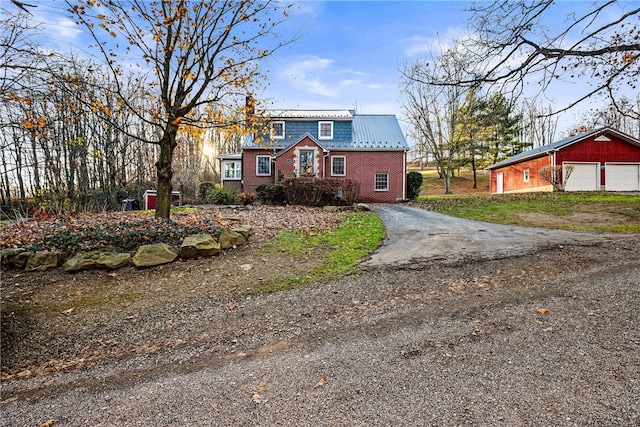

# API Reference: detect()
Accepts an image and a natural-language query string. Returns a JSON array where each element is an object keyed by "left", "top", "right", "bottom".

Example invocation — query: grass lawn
[
  {"left": 411, "top": 192, "right": 640, "bottom": 233},
  {"left": 255, "top": 212, "right": 386, "bottom": 293}
]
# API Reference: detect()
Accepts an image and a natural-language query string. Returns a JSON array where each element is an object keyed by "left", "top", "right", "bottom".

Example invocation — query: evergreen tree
[{"left": 478, "top": 93, "right": 526, "bottom": 165}]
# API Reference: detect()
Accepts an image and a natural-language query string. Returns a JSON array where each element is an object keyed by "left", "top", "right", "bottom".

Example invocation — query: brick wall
[
  {"left": 243, "top": 142, "right": 407, "bottom": 203},
  {"left": 242, "top": 149, "right": 275, "bottom": 193},
  {"left": 339, "top": 151, "right": 406, "bottom": 203}
]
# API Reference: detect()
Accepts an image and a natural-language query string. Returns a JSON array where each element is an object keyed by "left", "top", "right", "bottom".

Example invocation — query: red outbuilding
[{"left": 486, "top": 127, "right": 640, "bottom": 193}]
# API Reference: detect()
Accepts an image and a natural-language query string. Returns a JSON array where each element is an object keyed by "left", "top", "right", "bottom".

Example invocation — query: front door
[
  {"left": 496, "top": 173, "right": 504, "bottom": 194},
  {"left": 299, "top": 150, "right": 314, "bottom": 176}
]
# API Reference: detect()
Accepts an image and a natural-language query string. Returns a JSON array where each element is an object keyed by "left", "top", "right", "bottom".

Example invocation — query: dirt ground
[{"left": 1, "top": 205, "right": 639, "bottom": 426}]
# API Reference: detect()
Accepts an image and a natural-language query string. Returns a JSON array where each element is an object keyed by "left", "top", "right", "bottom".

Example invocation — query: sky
[{"left": 8, "top": 0, "right": 639, "bottom": 141}]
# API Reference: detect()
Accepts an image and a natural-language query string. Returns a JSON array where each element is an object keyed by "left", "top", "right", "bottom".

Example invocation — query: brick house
[
  {"left": 486, "top": 127, "right": 640, "bottom": 193},
  {"left": 220, "top": 109, "right": 410, "bottom": 203}
]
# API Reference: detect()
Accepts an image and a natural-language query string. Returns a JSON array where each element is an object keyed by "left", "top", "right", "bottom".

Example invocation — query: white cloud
[
  {"left": 48, "top": 17, "right": 83, "bottom": 40},
  {"left": 341, "top": 79, "right": 360, "bottom": 87},
  {"left": 401, "top": 26, "right": 466, "bottom": 57},
  {"left": 280, "top": 55, "right": 371, "bottom": 98},
  {"left": 31, "top": 7, "right": 83, "bottom": 42}
]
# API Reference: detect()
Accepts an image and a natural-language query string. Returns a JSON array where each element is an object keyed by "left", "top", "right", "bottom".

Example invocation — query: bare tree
[
  {"left": 448, "top": 1, "right": 639, "bottom": 118},
  {"left": 582, "top": 96, "right": 640, "bottom": 139},
  {"left": 68, "top": 0, "right": 293, "bottom": 220},
  {"left": 519, "top": 100, "right": 559, "bottom": 148},
  {"left": 400, "top": 49, "right": 471, "bottom": 194},
  {"left": 539, "top": 165, "right": 574, "bottom": 192}
]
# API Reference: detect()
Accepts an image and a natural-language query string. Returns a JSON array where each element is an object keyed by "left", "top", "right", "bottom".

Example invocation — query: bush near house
[
  {"left": 406, "top": 171, "right": 423, "bottom": 200},
  {"left": 198, "top": 181, "right": 237, "bottom": 205},
  {"left": 197, "top": 181, "right": 216, "bottom": 201},
  {"left": 206, "top": 187, "right": 237, "bottom": 205},
  {"left": 236, "top": 192, "right": 257, "bottom": 206},
  {"left": 255, "top": 184, "right": 288, "bottom": 205},
  {"left": 282, "top": 177, "right": 360, "bottom": 207}
]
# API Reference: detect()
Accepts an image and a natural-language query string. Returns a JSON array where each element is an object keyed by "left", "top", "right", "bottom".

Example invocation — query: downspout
[
  {"left": 402, "top": 149, "right": 407, "bottom": 201},
  {"left": 323, "top": 151, "right": 329, "bottom": 178},
  {"left": 271, "top": 155, "right": 277, "bottom": 184},
  {"left": 271, "top": 149, "right": 277, "bottom": 184},
  {"left": 550, "top": 150, "right": 557, "bottom": 188}
]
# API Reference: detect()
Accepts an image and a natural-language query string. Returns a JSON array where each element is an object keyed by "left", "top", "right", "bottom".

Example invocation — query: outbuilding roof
[{"left": 486, "top": 127, "right": 640, "bottom": 169}]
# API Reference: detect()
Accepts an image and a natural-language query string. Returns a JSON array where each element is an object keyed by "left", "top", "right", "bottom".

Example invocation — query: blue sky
[
  {"left": 262, "top": 1, "right": 466, "bottom": 114},
  {"left": 16, "top": 0, "right": 640, "bottom": 139}
]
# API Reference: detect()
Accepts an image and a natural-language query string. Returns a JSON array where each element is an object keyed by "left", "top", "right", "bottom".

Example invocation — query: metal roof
[
  {"left": 486, "top": 127, "right": 640, "bottom": 169},
  {"left": 264, "top": 109, "right": 354, "bottom": 120},
  {"left": 350, "top": 115, "right": 409, "bottom": 149}
]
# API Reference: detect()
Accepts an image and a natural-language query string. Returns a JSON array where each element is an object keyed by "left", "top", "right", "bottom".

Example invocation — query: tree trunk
[
  {"left": 443, "top": 167, "right": 452, "bottom": 194},
  {"left": 155, "top": 124, "right": 178, "bottom": 220},
  {"left": 471, "top": 155, "right": 478, "bottom": 189}
]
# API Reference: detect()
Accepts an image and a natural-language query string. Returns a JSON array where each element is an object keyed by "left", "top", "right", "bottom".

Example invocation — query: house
[
  {"left": 486, "top": 127, "right": 640, "bottom": 194},
  {"left": 220, "top": 109, "right": 410, "bottom": 203}
]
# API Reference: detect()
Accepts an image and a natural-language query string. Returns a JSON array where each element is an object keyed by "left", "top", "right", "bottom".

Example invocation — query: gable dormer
[{"left": 259, "top": 110, "right": 354, "bottom": 146}]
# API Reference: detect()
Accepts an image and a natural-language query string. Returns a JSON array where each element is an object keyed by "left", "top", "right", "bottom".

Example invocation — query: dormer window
[
  {"left": 272, "top": 121, "right": 285, "bottom": 139},
  {"left": 318, "top": 121, "right": 333, "bottom": 140}
]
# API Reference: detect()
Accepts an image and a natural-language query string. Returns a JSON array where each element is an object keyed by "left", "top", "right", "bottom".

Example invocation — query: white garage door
[
  {"left": 606, "top": 164, "right": 640, "bottom": 191},
  {"left": 564, "top": 163, "right": 599, "bottom": 192}
]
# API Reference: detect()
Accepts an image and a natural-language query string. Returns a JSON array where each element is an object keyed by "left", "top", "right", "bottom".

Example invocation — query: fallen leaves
[
  {"left": 314, "top": 377, "right": 326, "bottom": 389},
  {"left": 0, "top": 206, "right": 342, "bottom": 254},
  {"left": 537, "top": 308, "right": 550, "bottom": 314},
  {"left": 252, "top": 381, "right": 267, "bottom": 404}
]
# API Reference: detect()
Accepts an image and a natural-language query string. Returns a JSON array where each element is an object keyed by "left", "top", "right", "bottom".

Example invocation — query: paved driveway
[{"left": 365, "top": 204, "right": 614, "bottom": 266}]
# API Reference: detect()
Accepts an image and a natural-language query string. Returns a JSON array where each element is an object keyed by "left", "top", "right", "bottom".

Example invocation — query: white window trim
[
  {"left": 271, "top": 121, "right": 285, "bottom": 139},
  {"left": 256, "top": 155, "right": 271, "bottom": 176},
  {"left": 223, "top": 160, "right": 242, "bottom": 180},
  {"left": 375, "top": 173, "right": 389, "bottom": 191},
  {"left": 524, "top": 168, "right": 530, "bottom": 183},
  {"left": 331, "top": 156, "right": 346, "bottom": 176},
  {"left": 318, "top": 121, "right": 334, "bottom": 140}
]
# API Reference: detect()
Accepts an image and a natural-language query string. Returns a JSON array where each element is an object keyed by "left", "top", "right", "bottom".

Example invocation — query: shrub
[
  {"left": 406, "top": 171, "right": 423, "bottom": 200},
  {"left": 255, "top": 184, "right": 287, "bottom": 205},
  {"left": 28, "top": 219, "right": 222, "bottom": 256},
  {"left": 198, "top": 181, "right": 216, "bottom": 201},
  {"left": 282, "top": 177, "right": 360, "bottom": 206},
  {"left": 207, "top": 186, "right": 237, "bottom": 205},
  {"left": 236, "top": 192, "right": 256, "bottom": 206},
  {"left": 539, "top": 165, "right": 574, "bottom": 192}
]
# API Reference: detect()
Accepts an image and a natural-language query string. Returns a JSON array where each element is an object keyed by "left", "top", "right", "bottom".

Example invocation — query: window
[
  {"left": 299, "top": 150, "right": 315, "bottom": 176},
  {"left": 223, "top": 161, "right": 241, "bottom": 180},
  {"left": 318, "top": 121, "right": 333, "bottom": 140},
  {"left": 272, "top": 121, "right": 285, "bottom": 139},
  {"left": 256, "top": 156, "right": 271, "bottom": 176},
  {"left": 524, "top": 168, "right": 530, "bottom": 182},
  {"left": 375, "top": 173, "right": 389, "bottom": 191},
  {"left": 331, "top": 156, "right": 346, "bottom": 176}
]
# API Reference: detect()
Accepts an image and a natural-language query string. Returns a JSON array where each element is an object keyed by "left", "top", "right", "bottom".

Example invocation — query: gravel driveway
[
  {"left": 2, "top": 207, "right": 639, "bottom": 426},
  {"left": 367, "top": 205, "right": 618, "bottom": 265}
]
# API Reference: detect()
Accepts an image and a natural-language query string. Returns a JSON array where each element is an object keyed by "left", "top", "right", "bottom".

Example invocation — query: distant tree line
[{"left": 1, "top": 0, "right": 290, "bottom": 219}]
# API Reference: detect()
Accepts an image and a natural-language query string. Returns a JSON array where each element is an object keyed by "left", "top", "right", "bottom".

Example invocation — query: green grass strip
[
  {"left": 412, "top": 192, "right": 640, "bottom": 233},
  {"left": 256, "top": 212, "right": 385, "bottom": 293}
]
